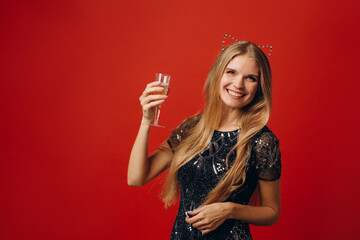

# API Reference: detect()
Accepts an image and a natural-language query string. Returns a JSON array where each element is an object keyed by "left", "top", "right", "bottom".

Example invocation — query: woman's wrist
[
  {"left": 141, "top": 117, "right": 152, "bottom": 126},
  {"left": 224, "top": 202, "right": 243, "bottom": 220},
  {"left": 224, "top": 202, "right": 235, "bottom": 219}
]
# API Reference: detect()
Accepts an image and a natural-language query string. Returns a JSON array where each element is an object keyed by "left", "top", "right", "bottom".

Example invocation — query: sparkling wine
[
  {"left": 151, "top": 73, "right": 171, "bottom": 127},
  {"left": 156, "top": 83, "right": 169, "bottom": 95}
]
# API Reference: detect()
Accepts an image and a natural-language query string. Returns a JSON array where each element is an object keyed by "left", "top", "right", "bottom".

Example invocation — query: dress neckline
[{"left": 214, "top": 129, "right": 240, "bottom": 133}]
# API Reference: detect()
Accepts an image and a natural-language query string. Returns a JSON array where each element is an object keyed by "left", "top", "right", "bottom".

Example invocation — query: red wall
[{"left": 1, "top": 0, "right": 359, "bottom": 239}]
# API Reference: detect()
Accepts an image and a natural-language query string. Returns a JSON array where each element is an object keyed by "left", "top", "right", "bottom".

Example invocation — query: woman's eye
[
  {"left": 247, "top": 76, "right": 257, "bottom": 82},
  {"left": 226, "top": 70, "right": 235, "bottom": 75}
]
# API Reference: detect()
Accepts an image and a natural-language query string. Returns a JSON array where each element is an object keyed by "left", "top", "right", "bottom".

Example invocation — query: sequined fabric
[{"left": 167, "top": 118, "right": 281, "bottom": 240}]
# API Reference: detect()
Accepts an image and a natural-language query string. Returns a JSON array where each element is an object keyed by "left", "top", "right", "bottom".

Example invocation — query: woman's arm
[
  {"left": 226, "top": 179, "right": 281, "bottom": 225},
  {"left": 186, "top": 179, "right": 281, "bottom": 234},
  {"left": 127, "top": 123, "right": 173, "bottom": 186},
  {"left": 127, "top": 82, "right": 174, "bottom": 186}
]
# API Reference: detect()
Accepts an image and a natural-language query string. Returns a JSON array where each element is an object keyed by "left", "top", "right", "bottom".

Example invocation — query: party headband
[{"left": 222, "top": 33, "right": 273, "bottom": 58}]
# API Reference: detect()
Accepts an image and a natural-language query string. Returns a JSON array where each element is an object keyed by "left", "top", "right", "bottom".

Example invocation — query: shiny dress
[{"left": 167, "top": 118, "right": 281, "bottom": 240}]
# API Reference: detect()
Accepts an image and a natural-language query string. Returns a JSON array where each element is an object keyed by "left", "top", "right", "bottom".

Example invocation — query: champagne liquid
[
  {"left": 160, "top": 83, "right": 169, "bottom": 95},
  {"left": 154, "top": 83, "right": 169, "bottom": 95},
  {"left": 152, "top": 73, "right": 170, "bottom": 127}
]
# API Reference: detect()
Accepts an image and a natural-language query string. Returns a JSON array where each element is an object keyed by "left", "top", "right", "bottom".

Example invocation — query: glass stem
[{"left": 155, "top": 105, "right": 161, "bottom": 125}]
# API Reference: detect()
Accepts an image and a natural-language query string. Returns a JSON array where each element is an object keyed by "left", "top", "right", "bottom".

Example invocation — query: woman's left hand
[{"left": 185, "top": 202, "right": 231, "bottom": 235}]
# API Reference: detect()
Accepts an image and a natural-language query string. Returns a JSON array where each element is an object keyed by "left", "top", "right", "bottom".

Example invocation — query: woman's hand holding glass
[{"left": 139, "top": 81, "right": 168, "bottom": 125}]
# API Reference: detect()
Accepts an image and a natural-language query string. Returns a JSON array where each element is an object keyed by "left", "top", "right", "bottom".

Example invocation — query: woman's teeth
[{"left": 227, "top": 89, "right": 244, "bottom": 97}]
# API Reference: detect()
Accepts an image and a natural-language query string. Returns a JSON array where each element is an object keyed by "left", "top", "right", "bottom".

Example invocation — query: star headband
[{"left": 222, "top": 33, "right": 273, "bottom": 58}]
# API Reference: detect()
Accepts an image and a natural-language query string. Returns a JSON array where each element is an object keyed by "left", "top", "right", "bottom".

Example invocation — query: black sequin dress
[{"left": 167, "top": 118, "right": 281, "bottom": 240}]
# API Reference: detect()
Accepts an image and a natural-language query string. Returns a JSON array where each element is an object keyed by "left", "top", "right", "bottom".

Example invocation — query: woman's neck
[{"left": 217, "top": 107, "right": 242, "bottom": 132}]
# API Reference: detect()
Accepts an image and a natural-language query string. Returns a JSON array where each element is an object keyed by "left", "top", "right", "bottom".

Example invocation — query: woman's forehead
[{"left": 226, "top": 55, "right": 259, "bottom": 73}]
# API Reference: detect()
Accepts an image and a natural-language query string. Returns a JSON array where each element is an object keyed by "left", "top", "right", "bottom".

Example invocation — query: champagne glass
[{"left": 151, "top": 73, "right": 171, "bottom": 127}]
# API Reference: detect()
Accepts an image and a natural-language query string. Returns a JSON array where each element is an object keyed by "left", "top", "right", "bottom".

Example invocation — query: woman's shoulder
[
  {"left": 251, "top": 126, "right": 279, "bottom": 146},
  {"left": 167, "top": 114, "right": 201, "bottom": 149},
  {"left": 250, "top": 125, "right": 281, "bottom": 181},
  {"left": 176, "top": 114, "right": 201, "bottom": 132}
]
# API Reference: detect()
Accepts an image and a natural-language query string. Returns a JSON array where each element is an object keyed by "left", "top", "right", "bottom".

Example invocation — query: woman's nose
[{"left": 233, "top": 77, "right": 245, "bottom": 89}]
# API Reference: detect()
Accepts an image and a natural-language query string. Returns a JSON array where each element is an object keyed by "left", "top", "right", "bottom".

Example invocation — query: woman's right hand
[{"left": 139, "top": 81, "right": 168, "bottom": 125}]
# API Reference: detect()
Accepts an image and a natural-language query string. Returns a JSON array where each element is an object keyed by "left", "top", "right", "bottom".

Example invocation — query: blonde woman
[{"left": 128, "top": 41, "right": 281, "bottom": 239}]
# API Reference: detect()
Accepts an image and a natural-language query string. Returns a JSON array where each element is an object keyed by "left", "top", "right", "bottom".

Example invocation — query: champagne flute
[{"left": 151, "top": 73, "right": 171, "bottom": 127}]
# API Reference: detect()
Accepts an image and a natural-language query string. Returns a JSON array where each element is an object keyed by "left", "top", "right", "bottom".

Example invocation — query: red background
[{"left": 1, "top": 0, "right": 359, "bottom": 239}]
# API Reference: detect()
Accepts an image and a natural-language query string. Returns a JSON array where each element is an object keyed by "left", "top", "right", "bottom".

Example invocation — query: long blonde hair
[{"left": 162, "top": 41, "right": 272, "bottom": 208}]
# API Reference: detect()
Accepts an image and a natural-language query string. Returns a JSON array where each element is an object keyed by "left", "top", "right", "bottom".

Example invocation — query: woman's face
[{"left": 219, "top": 54, "right": 259, "bottom": 110}]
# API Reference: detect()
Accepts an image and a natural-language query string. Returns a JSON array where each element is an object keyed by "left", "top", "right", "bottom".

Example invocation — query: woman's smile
[{"left": 226, "top": 89, "right": 245, "bottom": 98}]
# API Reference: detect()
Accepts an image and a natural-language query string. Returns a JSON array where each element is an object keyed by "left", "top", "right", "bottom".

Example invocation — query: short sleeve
[
  {"left": 251, "top": 129, "right": 282, "bottom": 181},
  {"left": 167, "top": 115, "right": 200, "bottom": 151}
]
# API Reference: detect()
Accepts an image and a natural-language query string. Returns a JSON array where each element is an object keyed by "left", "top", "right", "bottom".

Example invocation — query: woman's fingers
[
  {"left": 140, "top": 94, "right": 167, "bottom": 107},
  {"left": 190, "top": 219, "right": 213, "bottom": 235},
  {"left": 140, "top": 88, "right": 162, "bottom": 101},
  {"left": 139, "top": 87, "right": 165, "bottom": 105},
  {"left": 146, "top": 81, "right": 161, "bottom": 88},
  {"left": 142, "top": 81, "right": 164, "bottom": 96},
  {"left": 186, "top": 215, "right": 213, "bottom": 235},
  {"left": 187, "top": 214, "right": 211, "bottom": 229},
  {"left": 186, "top": 214, "right": 204, "bottom": 226},
  {"left": 201, "top": 229, "right": 211, "bottom": 235},
  {"left": 142, "top": 99, "right": 165, "bottom": 110},
  {"left": 142, "top": 86, "right": 164, "bottom": 97},
  {"left": 191, "top": 220, "right": 208, "bottom": 229},
  {"left": 188, "top": 207, "right": 204, "bottom": 215}
]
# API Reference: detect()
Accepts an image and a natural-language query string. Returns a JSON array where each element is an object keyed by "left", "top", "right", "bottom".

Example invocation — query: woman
[{"left": 128, "top": 41, "right": 281, "bottom": 239}]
